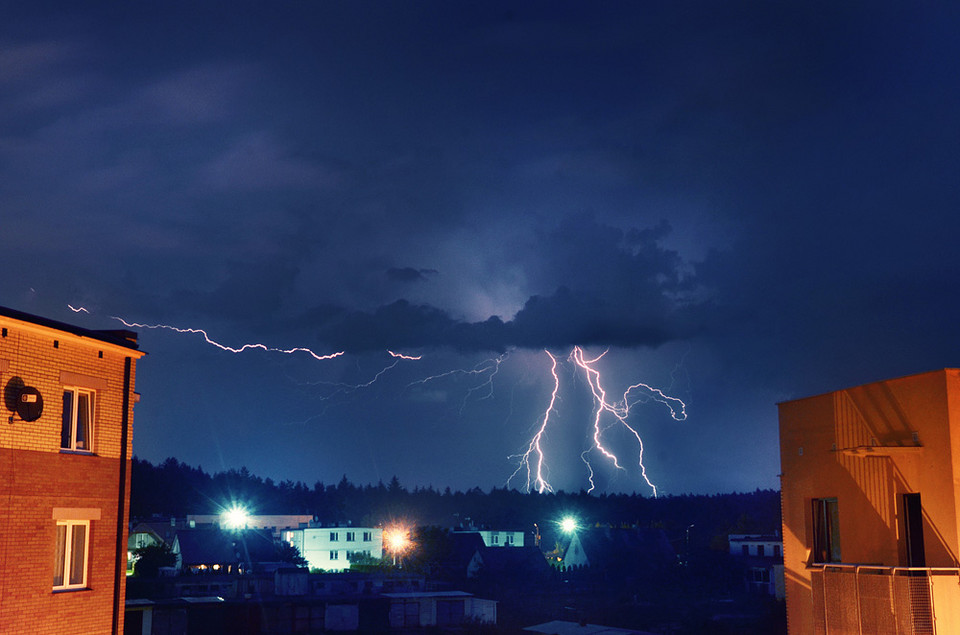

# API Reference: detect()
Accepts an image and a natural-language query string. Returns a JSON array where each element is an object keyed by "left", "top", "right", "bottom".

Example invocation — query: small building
[
  {"left": 188, "top": 513, "right": 313, "bottom": 536},
  {"left": 561, "top": 526, "right": 675, "bottom": 579},
  {"left": 174, "top": 527, "right": 279, "bottom": 574},
  {"left": 728, "top": 534, "right": 785, "bottom": 599},
  {"left": 0, "top": 306, "right": 145, "bottom": 634},
  {"left": 780, "top": 368, "right": 960, "bottom": 634},
  {"left": 282, "top": 525, "right": 383, "bottom": 572},
  {"left": 383, "top": 591, "right": 497, "bottom": 629},
  {"left": 452, "top": 527, "right": 525, "bottom": 547}
]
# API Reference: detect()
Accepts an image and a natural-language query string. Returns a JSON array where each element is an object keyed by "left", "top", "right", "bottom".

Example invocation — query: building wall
[
  {"left": 283, "top": 527, "right": 383, "bottom": 572},
  {"left": 478, "top": 530, "right": 524, "bottom": 547},
  {"left": 0, "top": 312, "right": 142, "bottom": 634},
  {"left": 779, "top": 369, "right": 960, "bottom": 635}
]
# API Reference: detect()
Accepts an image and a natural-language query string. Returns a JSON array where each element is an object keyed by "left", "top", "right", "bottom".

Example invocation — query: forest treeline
[{"left": 131, "top": 456, "right": 780, "bottom": 551}]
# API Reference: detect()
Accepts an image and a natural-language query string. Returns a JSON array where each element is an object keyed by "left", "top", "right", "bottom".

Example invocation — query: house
[
  {"left": 561, "top": 526, "right": 675, "bottom": 580},
  {"left": 451, "top": 527, "right": 526, "bottom": 547},
  {"left": 174, "top": 527, "right": 279, "bottom": 573},
  {"left": 281, "top": 524, "right": 383, "bottom": 572},
  {"left": 728, "top": 534, "right": 785, "bottom": 598},
  {"left": 0, "top": 306, "right": 144, "bottom": 634},
  {"left": 470, "top": 545, "right": 552, "bottom": 581},
  {"left": 779, "top": 368, "right": 960, "bottom": 634}
]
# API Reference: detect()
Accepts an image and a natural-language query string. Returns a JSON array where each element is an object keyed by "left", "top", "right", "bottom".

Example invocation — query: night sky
[{"left": 3, "top": 2, "right": 959, "bottom": 496}]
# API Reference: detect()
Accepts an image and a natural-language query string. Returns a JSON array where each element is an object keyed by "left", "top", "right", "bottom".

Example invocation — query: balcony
[{"left": 810, "top": 565, "right": 960, "bottom": 634}]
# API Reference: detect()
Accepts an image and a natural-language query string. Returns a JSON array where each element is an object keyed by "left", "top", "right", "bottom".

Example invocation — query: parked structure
[
  {"left": 779, "top": 368, "right": 960, "bottom": 634},
  {"left": 0, "top": 306, "right": 144, "bottom": 634}
]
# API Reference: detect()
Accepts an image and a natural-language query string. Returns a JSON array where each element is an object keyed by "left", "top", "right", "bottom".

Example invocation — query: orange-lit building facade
[
  {"left": 780, "top": 369, "right": 960, "bottom": 634},
  {"left": 0, "top": 307, "right": 143, "bottom": 634}
]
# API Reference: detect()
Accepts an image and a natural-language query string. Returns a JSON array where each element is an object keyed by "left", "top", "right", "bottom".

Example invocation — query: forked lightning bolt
[
  {"left": 511, "top": 346, "right": 686, "bottom": 497},
  {"left": 507, "top": 350, "right": 560, "bottom": 494}
]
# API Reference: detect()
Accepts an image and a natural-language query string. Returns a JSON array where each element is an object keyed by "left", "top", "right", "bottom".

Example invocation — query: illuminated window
[
  {"left": 330, "top": 532, "right": 338, "bottom": 541},
  {"left": 54, "top": 520, "right": 89, "bottom": 590},
  {"left": 62, "top": 388, "right": 94, "bottom": 451},
  {"left": 346, "top": 532, "right": 355, "bottom": 542},
  {"left": 812, "top": 498, "right": 841, "bottom": 563}
]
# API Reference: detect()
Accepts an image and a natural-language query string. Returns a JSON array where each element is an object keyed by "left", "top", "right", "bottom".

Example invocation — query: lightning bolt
[
  {"left": 507, "top": 350, "right": 560, "bottom": 494},
  {"left": 510, "top": 346, "right": 687, "bottom": 497},
  {"left": 109, "top": 317, "right": 345, "bottom": 361},
  {"left": 406, "top": 352, "right": 507, "bottom": 414},
  {"left": 68, "top": 305, "right": 90, "bottom": 313}
]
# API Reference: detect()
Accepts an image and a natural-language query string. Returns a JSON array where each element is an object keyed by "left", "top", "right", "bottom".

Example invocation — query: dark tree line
[{"left": 131, "top": 456, "right": 780, "bottom": 552}]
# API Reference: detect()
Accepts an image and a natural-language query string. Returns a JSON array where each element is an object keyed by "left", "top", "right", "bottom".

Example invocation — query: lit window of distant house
[
  {"left": 330, "top": 532, "right": 338, "bottom": 541},
  {"left": 330, "top": 551, "right": 339, "bottom": 560},
  {"left": 62, "top": 388, "right": 94, "bottom": 451},
  {"left": 54, "top": 520, "right": 89, "bottom": 590},
  {"left": 362, "top": 531, "right": 371, "bottom": 542},
  {"left": 812, "top": 498, "right": 841, "bottom": 563},
  {"left": 346, "top": 532, "right": 355, "bottom": 542}
]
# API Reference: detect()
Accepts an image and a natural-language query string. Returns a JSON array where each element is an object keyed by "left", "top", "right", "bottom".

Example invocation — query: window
[
  {"left": 362, "top": 531, "right": 371, "bottom": 542},
  {"left": 329, "top": 550, "right": 339, "bottom": 560},
  {"left": 345, "top": 531, "right": 355, "bottom": 542},
  {"left": 812, "top": 497, "right": 841, "bottom": 563},
  {"left": 329, "top": 532, "right": 338, "bottom": 541},
  {"left": 757, "top": 544, "right": 765, "bottom": 557},
  {"left": 62, "top": 388, "right": 94, "bottom": 451},
  {"left": 773, "top": 545, "right": 781, "bottom": 558},
  {"left": 54, "top": 520, "right": 89, "bottom": 590},
  {"left": 506, "top": 534, "right": 514, "bottom": 545},
  {"left": 492, "top": 534, "right": 499, "bottom": 545}
]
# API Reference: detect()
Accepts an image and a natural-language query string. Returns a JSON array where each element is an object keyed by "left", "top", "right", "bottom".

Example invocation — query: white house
[
  {"left": 281, "top": 526, "right": 382, "bottom": 572},
  {"left": 451, "top": 528, "right": 524, "bottom": 548}
]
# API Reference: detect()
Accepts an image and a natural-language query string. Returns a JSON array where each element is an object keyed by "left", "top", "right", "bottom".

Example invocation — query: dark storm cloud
[
  {"left": 303, "top": 216, "right": 700, "bottom": 352},
  {"left": 386, "top": 268, "right": 439, "bottom": 284}
]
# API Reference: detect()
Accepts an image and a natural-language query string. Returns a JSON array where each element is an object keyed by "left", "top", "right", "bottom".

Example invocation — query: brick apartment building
[{"left": 0, "top": 306, "right": 144, "bottom": 634}]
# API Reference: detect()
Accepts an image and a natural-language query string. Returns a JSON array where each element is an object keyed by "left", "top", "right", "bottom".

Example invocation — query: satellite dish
[{"left": 16, "top": 386, "right": 43, "bottom": 422}]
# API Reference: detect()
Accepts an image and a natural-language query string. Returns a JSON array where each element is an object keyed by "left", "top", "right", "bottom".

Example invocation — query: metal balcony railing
[{"left": 810, "top": 564, "right": 960, "bottom": 635}]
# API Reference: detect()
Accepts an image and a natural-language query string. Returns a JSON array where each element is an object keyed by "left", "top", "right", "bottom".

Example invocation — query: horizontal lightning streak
[{"left": 109, "top": 317, "right": 345, "bottom": 361}]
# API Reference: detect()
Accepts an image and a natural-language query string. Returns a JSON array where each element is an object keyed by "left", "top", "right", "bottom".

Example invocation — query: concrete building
[
  {"left": 779, "top": 368, "right": 960, "bottom": 634},
  {"left": 0, "top": 306, "right": 144, "bottom": 634},
  {"left": 728, "top": 534, "right": 785, "bottom": 598},
  {"left": 281, "top": 525, "right": 383, "bottom": 572}
]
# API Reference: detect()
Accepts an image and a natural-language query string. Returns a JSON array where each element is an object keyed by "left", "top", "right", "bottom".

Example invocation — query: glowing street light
[
  {"left": 383, "top": 524, "right": 412, "bottom": 567},
  {"left": 560, "top": 516, "right": 578, "bottom": 534},
  {"left": 221, "top": 504, "right": 250, "bottom": 530}
]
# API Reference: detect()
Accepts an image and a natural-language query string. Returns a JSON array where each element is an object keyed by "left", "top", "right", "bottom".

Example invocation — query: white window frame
[
  {"left": 362, "top": 531, "right": 371, "bottom": 542},
  {"left": 346, "top": 531, "right": 355, "bottom": 542},
  {"left": 62, "top": 387, "right": 95, "bottom": 452},
  {"left": 330, "top": 531, "right": 339, "bottom": 541},
  {"left": 330, "top": 550, "right": 339, "bottom": 560},
  {"left": 54, "top": 520, "right": 90, "bottom": 590}
]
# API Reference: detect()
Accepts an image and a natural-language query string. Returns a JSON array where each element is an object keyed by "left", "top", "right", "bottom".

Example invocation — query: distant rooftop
[{"left": 0, "top": 305, "right": 140, "bottom": 351}]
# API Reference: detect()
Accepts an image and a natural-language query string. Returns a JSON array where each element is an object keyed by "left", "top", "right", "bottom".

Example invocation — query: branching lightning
[
  {"left": 109, "top": 317, "right": 345, "bottom": 361},
  {"left": 507, "top": 350, "right": 560, "bottom": 494},
  {"left": 511, "top": 346, "right": 687, "bottom": 497}
]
